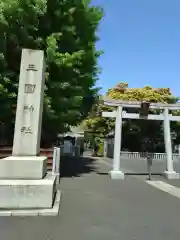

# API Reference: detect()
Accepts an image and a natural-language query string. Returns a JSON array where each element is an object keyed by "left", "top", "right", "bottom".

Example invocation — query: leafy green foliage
[
  {"left": 0, "top": 0, "right": 103, "bottom": 146},
  {"left": 84, "top": 83, "right": 180, "bottom": 152}
]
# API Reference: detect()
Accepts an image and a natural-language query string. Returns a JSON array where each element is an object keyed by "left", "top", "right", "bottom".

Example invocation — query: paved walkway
[
  {"left": 103, "top": 156, "right": 180, "bottom": 188},
  {"left": 1, "top": 155, "right": 180, "bottom": 239}
]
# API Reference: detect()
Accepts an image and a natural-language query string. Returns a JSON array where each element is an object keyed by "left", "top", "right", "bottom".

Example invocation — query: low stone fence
[
  {"left": 120, "top": 151, "right": 180, "bottom": 161},
  {"left": 105, "top": 141, "right": 180, "bottom": 161},
  {"left": 106, "top": 147, "right": 180, "bottom": 161}
]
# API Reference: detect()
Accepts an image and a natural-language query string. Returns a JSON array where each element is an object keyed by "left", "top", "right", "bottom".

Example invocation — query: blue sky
[{"left": 92, "top": 0, "right": 180, "bottom": 96}]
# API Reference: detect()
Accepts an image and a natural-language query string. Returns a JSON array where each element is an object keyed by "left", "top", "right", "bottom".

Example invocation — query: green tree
[
  {"left": 84, "top": 83, "right": 180, "bottom": 152},
  {"left": 0, "top": 0, "right": 103, "bottom": 146}
]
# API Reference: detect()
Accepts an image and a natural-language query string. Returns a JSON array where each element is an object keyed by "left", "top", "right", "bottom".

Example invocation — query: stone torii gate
[{"left": 102, "top": 99, "right": 180, "bottom": 180}]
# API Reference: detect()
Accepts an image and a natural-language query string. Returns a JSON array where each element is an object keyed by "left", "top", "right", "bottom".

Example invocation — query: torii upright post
[
  {"left": 110, "top": 106, "right": 125, "bottom": 179},
  {"left": 163, "top": 108, "right": 179, "bottom": 179}
]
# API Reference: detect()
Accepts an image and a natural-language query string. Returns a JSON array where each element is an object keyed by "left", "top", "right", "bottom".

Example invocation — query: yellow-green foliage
[
  {"left": 98, "top": 141, "right": 104, "bottom": 156},
  {"left": 84, "top": 82, "right": 178, "bottom": 138},
  {"left": 107, "top": 83, "right": 175, "bottom": 103}
]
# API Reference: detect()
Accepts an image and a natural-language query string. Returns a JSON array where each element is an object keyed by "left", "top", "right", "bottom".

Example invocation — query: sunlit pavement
[{"left": 1, "top": 155, "right": 180, "bottom": 240}]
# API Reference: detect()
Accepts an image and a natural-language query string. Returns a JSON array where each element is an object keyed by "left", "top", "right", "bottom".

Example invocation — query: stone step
[{"left": 0, "top": 172, "right": 56, "bottom": 209}]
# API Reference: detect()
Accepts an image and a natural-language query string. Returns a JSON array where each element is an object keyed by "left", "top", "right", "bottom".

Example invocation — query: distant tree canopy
[
  {"left": 0, "top": 0, "right": 103, "bottom": 146},
  {"left": 84, "top": 83, "right": 180, "bottom": 152}
]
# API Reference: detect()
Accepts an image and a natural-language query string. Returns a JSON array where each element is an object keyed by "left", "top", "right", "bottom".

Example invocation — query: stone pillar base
[
  {"left": 0, "top": 172, "right": 56, "bottom": 209},
  {"left": 0, "top": 190, "right": 62, "bottom": 216},
  {"left": 109, "top": 170, "right": 125, "bottom": 180},
  {"left": 0, "top": 156, "right": 47, "bottom": 179},
  {"left": 163, "top": 171, "right": 179, "bottom": 180},
  {"left": 0, "top": 156, "right": 61, "bottom": 216}
]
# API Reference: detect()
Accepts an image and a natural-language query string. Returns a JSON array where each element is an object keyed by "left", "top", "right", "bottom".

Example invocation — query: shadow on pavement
[
  {"left": 125, "top": 172, "right": 162, "bottom": 176},
  {"left": 97, "top": 172, "right": 163, "bottom": 177},
  {"left": 60, "top": 156, "right": 97, "bottom": 178},
  {"left": 97, "top": 172, "right": 109, "bottom": 176}
]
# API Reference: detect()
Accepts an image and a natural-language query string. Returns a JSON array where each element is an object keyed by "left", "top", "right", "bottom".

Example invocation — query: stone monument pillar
[
  {"left": 12, "top": 49, "right": 45, "bottom": 156},
  {"left": 0, "top": 49, "right": 61, "bottom": 216}
]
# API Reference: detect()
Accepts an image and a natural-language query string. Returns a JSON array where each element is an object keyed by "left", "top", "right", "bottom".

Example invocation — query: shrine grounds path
[{"left": 1, "top": 153, "right": 180, "bottom": 240}]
